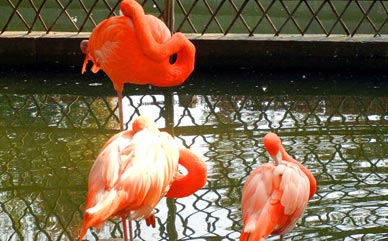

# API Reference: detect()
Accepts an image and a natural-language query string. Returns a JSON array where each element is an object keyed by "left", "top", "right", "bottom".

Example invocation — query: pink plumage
[{"left": 240, "top": 133, "right": 317, "bottom": 241}]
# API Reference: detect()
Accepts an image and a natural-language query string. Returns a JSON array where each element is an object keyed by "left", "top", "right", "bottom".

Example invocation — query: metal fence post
[{"left": 164, "top": 0, "right": 175, "bottom": 32}]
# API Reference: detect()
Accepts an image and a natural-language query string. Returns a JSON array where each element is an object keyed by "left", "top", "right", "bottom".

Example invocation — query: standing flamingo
[
  {"left": 80, "top": 0, "right": 196, "bottom": 131},
  {"left": 240, "top": 133, "right": 317, "bottom": 241},
  {"left": 79, "top": 116, "right": 207, "bottom": 241}
]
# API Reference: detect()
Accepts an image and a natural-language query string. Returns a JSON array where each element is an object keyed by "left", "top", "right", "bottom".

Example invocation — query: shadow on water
[
  {"left": 2, "top": 67, "right": 388, "bottom": 96},
  {"left": 0, "top": 67, "right": 388, "bottom": 240}
]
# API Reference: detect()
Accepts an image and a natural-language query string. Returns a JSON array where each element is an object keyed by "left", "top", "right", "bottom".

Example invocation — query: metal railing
[{"left": 1, "top": 0, "right": 387, "bottom": 36}]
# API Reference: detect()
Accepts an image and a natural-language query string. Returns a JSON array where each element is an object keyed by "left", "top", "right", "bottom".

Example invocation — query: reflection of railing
[
  {"left": 1, "top": 83, "right": 388, "bottom": 239},
  {"left": 3, "top": 93, "right": 388, "bottom": 132},
  {"left": 1, "top": 0, "right": 387, "bottom": 36}
]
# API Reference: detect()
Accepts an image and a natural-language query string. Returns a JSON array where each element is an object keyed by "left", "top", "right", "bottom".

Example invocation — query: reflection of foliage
[
  {"left": 0, "top": 128, "right": 111, "bottom": 239},
  {"left": 201, "top": 131, "right": 265, "bottom": 233},
  {"left": 0, "top": 94, "right": 119, "bottom": 129}
]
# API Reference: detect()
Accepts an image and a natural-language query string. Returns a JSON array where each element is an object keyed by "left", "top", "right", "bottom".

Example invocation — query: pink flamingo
[
  {"left": 240, "top": 132, "right": 317, "bottom": 241},
  {"left": 79, "top": 116, "right": 207, "bottom": 241},
  {"left": 80, "top": 0, "right": 196, "bottom": 131}
]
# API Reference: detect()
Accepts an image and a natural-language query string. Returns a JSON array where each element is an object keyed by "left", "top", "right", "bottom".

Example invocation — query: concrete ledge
[
  {"left": 0, "top": 32, "right": 89, "bottom": 67},
  {"left": 189, "top": 33, "right": 388, "bottom": 70},
  {"left": 0, "top": 32, "right": 387, "bottom": 71}
]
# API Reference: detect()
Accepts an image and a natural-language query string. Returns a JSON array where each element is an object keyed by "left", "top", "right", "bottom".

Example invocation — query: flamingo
[
  {"left": 80, "top": 0, "right": 196, "bottom": 131},
  {"left": 240, "top": 133, "right": 317, "bottom": 241},
  {"left": 79, "top": 116, "right": 207, "bottom": 241}
]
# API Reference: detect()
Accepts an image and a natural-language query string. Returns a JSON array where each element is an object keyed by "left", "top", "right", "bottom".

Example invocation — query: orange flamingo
[
  {"left": 80, "top": 0, "right": 196, "bottom": 131},
  {"left": 79, "top": 116, "right": 207, "bottom": 241},
  {"left": 240, "top": 133, "right": 317, "bottom": 241}
]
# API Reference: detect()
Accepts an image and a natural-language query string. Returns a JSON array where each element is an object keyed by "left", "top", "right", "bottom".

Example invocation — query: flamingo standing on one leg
[
  {"left": 78, "top": 116, "right": 207, "bottom": 241},
  {"left": 240, "top": 133, "right": 317, "bottom": 241},
  {"left": 80, "top": 0, "right": 196, "bottom": 131}
]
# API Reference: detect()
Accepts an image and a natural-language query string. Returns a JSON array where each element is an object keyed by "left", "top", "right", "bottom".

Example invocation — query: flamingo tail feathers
[
  {"left": 79, "top": 189, "right": 123, "bottom": 241},
  {"left": 240, "top": 203, "right": 279, "bottom": 241}
]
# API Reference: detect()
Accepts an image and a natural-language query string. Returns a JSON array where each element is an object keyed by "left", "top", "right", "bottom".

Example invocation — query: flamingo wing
[
  {"left": 87, "top": 131, "right": 132, "bottom": 194},
  {"left": 275, "top": 162, "right": 310, "bottom": 234},
  {"left": 241, "top": 164, "right": 278, "bottom": 241},
  {"left": 86, "top": 16, "right": 134, "bottom": 88},
  {"left": 117, "top": 130, "right": 180, "bottom": 219},
  {"left": 87, "top": 1, "right": 172, "bottom": 73},
  {"left": 146, "top": 15, "right": 171, "bottom": 44},
  {"left": 82, "top": 128, "right": 179, "bottom": 232},
  {"left": 241, "top": 162, "right": 310, "bottom": 240}
]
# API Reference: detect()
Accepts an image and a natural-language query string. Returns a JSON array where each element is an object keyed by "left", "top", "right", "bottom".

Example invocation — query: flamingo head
[
  {"left": 80, "top": 40, "right": 89, "bottom": 54},
  {"left": 263, "top": 132, "right": 283, "bottom": 165},
  {"left": 80, "top": 40, "right": 90, "bottom": 74},
  {"left": 132, "top": 116, "right": 159, "bottom": 134}
]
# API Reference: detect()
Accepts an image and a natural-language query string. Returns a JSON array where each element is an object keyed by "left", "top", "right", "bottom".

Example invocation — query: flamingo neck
[
  {"left": 167, "top": 36, "right": 196, "bottom": 85},
  {"left": 121, "top": 0, "right": 195, "bottom": 87},
  {"left": 165, "top": 148, "right": 207, "bottom": 198},
  {"left": 280, "top": 146, "right": 317, "bottom": 200}
]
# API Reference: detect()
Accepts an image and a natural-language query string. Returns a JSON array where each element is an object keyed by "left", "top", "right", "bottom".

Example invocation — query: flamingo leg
[
  {"left": 129, "top": 215, "right": 133, "bottom": 241},
  {"left": 117, "top": 90, "right": 124, "bottom": 131},
  {"left": 280, "top": 235, "right": 284, "bottom": 241},
  {"left": 121, "top": 215, "right": 128, "bottom": 241}
]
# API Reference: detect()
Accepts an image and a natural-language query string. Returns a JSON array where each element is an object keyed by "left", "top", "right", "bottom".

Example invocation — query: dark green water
[{"left": 0, "top": 68, "right": 388, "bottom": 240}]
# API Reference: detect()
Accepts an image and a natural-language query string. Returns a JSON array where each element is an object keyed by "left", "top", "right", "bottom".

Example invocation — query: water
[{"left": 0, "top": 68, "right": 388, "bottom": 240}]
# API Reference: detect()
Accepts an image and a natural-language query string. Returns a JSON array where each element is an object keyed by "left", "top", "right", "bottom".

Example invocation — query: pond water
[{"left": 0, "top": 68, "right": 387, "bottom": 241}]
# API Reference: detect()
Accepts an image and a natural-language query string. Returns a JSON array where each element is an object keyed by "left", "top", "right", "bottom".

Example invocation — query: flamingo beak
[{"left": 272, "top": 151, "right": 283, "bottom": 165}]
